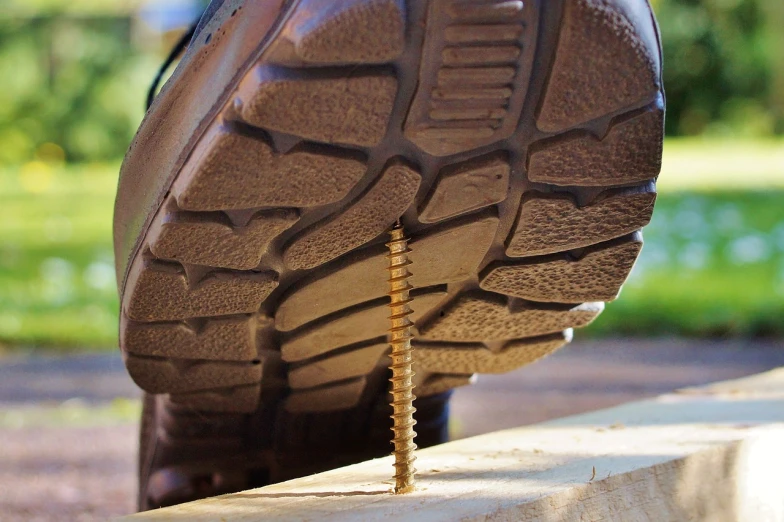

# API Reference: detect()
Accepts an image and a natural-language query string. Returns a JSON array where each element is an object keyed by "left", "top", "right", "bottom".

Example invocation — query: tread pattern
[
  {"left": 507, "top": 188, "right": 655, "bottom": 257},
  {"left": 528, "top": 109, "right": 664, "bottom": 186},
  {"left": 481, "top": 235, "right": 642, "bottom": 303},
  {"left": 172, "top": 126, "right": 367, "bottom": 211},
  {"left": 276, "top": 217, "right": 499, "bottom": 331},
  {"left": 283, "top": 164, "right": 421, "bottom": 270},
  {"left": 418, "top": 292, "right": 603, "bottom": 341},
  {"left": 537, "top": 0, "right": 660, "bottom": 132},
  {"left": 415, "top": 331, "right": 570, "bottom": 374},
  {"left": 122, "top": 0, "right": 664, "bottom": 508},
  {"left": 419, "top": 154, "right": 510, "bottom": 224},
  {"left": 403, "top": 0, "right": 539, "bottom": 155},
  {"left": 282, "top": 291, "right": 447, "bottom": 363},
  {"left": 150, "top": 209, "right": 298, "bottom": 271},
  {"left": 268, "top": 0, "right": 406, "bottom": 66},
  {"left": 122, "top": 314, "right": 261, "bottom": 361},
  {"left": 125, "top": 262, "right": 277, "bottom": 322},
  {"left": 238, "top": 70, "right": 398, "bottom": 147}
]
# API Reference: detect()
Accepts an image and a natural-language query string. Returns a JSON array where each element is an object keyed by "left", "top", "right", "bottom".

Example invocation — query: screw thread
[{"left": 387, "top": 224, "right": 417, "bottom": 494}]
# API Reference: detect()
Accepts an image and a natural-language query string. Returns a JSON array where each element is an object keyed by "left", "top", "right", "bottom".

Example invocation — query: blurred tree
[
  {"left": 0, "top": 14, "right": 148, "bottom": 163},
  {"left": 0, "top": 0, "right": 201, "bottom": 165},
  {"left": 0, "top": 0, "right": 781, "bottom": 167},
  {"left": 761, "top": 0, "right": 784, "bottom": 133},
  {"left": 654, "top": 0, "right": 781, "bottom": 137}
]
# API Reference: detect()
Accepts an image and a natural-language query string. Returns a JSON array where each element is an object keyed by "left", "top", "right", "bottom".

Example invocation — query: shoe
[{"left": 115, "top": 0, "right": 664, "bottom": 510}]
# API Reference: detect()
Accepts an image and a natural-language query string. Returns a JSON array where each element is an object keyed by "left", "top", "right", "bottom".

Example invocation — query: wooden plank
[{"left": 122, "top": 368, "right": 784, "bottom": 522}]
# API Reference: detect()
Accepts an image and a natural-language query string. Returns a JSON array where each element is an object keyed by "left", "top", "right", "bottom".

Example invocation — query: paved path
[
  {"left": 1, "top": 339, "right": 783, "bottom": 520},
  {"left": 0, "top": 352, "right": 140, "bottom": 404}
]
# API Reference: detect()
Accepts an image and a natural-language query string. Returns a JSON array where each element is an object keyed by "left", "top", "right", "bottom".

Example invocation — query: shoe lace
[{"left": 146, "top": 21, "right": 199, "bottom": 111}]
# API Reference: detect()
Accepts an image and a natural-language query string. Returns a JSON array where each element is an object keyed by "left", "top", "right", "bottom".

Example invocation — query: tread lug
[
  {"left": 150, "top": 208, "right": 298, "bottom": 270},
  {"left": 537, "top": 0, "right": 661, "bottom": 132},
  {"left": 282, "top": 292, "right": 447, "bottom": 363},
  {"left": 415, "top": 331, "right": 570, "bottom": 375},
  {"left": 168, "top": 384, "right": 261, "bottom": 413},
  {"left": 285, "top": 378, "right": 367, "bottom": 413},
  {"left": 125, "top": 355, "right": 262, "bottom": 395},
  {"left": 122, "top": 315, "right": 260, "bottom": 362},
  {"left": 404, "top": 0, "right": 539, "bottom": 155},
  {"left": 277, "top": 217, "right": 499, "bottom": 331},
  {"left": 528, "top": 109, "right": 663, "bottom": 187},
  {"left": 268, "top": 0, "right": 406, "bottom": 66},
  {"left": 172, "top": 125, "right": 367, "bottom": 211},
  {"left": 420, "top": 155, "right": 509, "bottom": 224},
  {"left": 419, "top": 292, "right": 603, "bottom": 341},
  {"left": 238, "top": 69, "right": 398, "bottom": 147},
  {"left": 289, "top": 343, "right": 389, "bottom": 389},
  {"left": 482, "top": 236, "right": 643, "bottom": 303},
  {"left": 283, "top": 163, "right": 420, "bottom": 271},
  {"left": 125, "top": 261, "right": 278, "bottom": 322},
  {"left": 507, "top": 188, "right": 655, "bottom": 257}
]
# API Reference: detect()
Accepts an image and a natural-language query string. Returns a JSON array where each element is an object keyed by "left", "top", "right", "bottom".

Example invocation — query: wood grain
[{"left": 122, "top": 368, "right": 784, "bottom": 521}]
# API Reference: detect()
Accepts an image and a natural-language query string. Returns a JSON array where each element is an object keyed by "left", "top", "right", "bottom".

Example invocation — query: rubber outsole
[{"left": 122, "top": 0, "right": 664, "bottom": 509}]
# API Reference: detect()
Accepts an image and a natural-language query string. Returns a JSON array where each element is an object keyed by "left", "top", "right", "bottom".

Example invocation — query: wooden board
[{"left": 122, "top": 368, "right": 784, "bottom": 521}]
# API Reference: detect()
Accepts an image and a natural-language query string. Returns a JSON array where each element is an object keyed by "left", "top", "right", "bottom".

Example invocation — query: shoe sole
[{"left": 125, "top": 0, "right": 663, "bottom": 508}]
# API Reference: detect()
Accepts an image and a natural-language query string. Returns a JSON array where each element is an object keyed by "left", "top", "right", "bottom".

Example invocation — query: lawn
[
  {"left": 0, "top": 162, "right": 118, "bottom": 349},
  {"left": 0, "top": 139, "right": 782, "bottom": 351},
  {"left": 593, "top": 190, "right": 784, "bottom": 337}
]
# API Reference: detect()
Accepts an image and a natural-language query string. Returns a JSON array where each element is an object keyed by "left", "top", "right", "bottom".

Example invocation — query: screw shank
[{"left": 387, "top": 225, "right": 417, "bottom": 494}]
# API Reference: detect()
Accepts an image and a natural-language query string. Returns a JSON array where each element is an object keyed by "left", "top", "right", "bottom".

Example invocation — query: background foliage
[
  {"left": 653, "top": 0, "right": 784, "bottom": 137},
  {"left": 0, "top": 0, "right": 781, "bottom": 166},
  {"left": 0, "top": 0, "right": 782, "bottom": 349},
  {"left": 0, "top": 16, "right": 145, "bottom": 164}
]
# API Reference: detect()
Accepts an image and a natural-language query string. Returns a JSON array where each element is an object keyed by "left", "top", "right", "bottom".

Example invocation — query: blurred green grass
[
  {"left": 0, "top": 398, "right": 140, "bottom": 429},
  {"left": 0, "top": 162, "right": 118, "bottom": 348},
  {"left": 589, "top": 190, "right": 784, "bottom": 337},
  {"left": 1, "top": 138, "right": 783, "bottom": 351},
  {"left": 658, "top": 138, "right": 784, "bottom": 191}
]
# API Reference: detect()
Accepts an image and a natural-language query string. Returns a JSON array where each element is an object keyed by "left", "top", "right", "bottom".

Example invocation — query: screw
[{"left": 387, "top": 222, "right": 417, "bottom": 494}]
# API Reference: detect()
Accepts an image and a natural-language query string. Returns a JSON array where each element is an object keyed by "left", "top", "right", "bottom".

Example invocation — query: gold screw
[{"left": 387, "top": 222, "right": 417, "bottom": 494}]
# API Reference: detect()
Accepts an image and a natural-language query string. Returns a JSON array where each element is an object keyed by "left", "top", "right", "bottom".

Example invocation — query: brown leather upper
[{"left": 113, "top": 0, "right": 287, "bottom": 292}]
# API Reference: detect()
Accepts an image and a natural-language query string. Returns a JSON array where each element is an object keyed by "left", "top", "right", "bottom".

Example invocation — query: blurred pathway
[
  {"left": 0, "top": 353, "right": 140, "bottom": 404},
  {"left": 450, "top": 338, "right": 784, "bottom": 438},
  {"left": 1, "top": 338, "right": 783, "bottom": 520}
]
